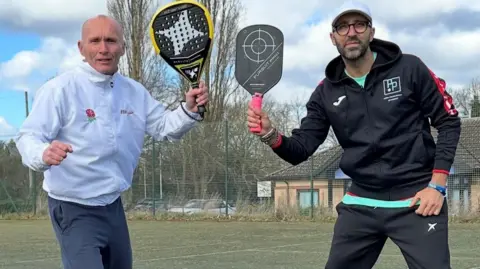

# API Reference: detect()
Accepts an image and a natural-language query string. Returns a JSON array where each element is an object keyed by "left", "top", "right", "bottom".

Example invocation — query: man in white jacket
[{"left": 14, "top": 15, "right": 208, "bottom": 269}]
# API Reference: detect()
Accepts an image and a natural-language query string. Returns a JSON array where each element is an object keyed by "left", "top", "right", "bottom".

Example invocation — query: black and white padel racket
[{"left": 149, "top": 0, "right": 214, "bottom": 115}]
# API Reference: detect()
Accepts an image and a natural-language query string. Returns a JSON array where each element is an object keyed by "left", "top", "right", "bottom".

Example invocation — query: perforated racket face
[{"left": 150, "top": 2, "right": 213, "bottom": 84}]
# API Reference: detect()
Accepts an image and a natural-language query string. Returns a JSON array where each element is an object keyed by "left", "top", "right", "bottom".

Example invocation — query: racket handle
[
  {"left": 191, "top": 81, "right": 206, "bottom": 116},
  {"left": 197, "top": 104, "right": 206, "bottom": 114},
  {"left": 249, "top": 93, "right": 263, "bottom": 133}
]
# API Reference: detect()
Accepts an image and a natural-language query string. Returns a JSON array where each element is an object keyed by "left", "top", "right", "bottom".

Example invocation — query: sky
[{"left": 0, "top": 0, "right": 480, "bottom": 141}]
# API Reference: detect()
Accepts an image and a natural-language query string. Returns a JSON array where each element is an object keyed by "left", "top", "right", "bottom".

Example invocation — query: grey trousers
[{"left": 48, "top": 196, "right": 132, "bottom": 269}]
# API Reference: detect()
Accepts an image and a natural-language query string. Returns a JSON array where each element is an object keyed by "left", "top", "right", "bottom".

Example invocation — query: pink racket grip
[{"left": 249, "top": 93, "right": 263, "bottom": 133}]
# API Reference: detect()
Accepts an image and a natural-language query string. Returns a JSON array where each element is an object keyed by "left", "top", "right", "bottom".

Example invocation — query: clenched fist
[
  {"left": 247, "top": 102, "right": 272, "bottom": 136},
  {"left": 42, "top": 140, "right": 73, "bottom": 166},
  {"left": 185, "top": 80, "right": 209, "bottom": 113}
]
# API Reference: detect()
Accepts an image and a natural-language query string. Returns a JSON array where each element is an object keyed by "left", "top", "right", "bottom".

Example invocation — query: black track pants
[{"left": 325, "top": 201, "right": 450, "bottom": 269}]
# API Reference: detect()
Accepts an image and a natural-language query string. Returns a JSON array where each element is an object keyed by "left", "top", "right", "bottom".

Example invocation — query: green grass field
[{"left": 1, "top": 220, "right": 480, "bottom": 269}]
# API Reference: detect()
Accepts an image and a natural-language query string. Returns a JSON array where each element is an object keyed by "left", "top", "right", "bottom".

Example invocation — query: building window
[{"left": 297, "top": 190, "right": 319, "bottom": 208}]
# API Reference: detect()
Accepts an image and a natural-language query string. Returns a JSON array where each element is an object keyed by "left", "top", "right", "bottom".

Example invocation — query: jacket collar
[{"left": 77, "top": 61, "right": 121, "bottom": 85}]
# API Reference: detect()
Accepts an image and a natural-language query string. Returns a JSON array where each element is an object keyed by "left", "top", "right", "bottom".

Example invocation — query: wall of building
[{"left": 274, "top": 179, "right": 346, "bottom": 210}]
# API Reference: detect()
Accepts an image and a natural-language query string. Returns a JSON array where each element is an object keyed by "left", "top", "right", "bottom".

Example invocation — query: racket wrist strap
[{"left": 180, "top": 101, "right": 203, "bottom": 122}]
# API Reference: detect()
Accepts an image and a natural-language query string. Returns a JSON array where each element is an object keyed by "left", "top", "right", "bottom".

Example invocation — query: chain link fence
[{"left": 1, "top": 118, "right": 479, "bottom": 219}]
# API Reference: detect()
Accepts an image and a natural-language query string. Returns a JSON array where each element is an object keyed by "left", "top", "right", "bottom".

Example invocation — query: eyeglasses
[{"left": 333, "top": 21, "right": 371, "bottom": 36}]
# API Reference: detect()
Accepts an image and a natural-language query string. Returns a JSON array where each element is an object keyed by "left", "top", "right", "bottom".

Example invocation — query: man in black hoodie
[{"left": 247, "top": 1, "right": 460, "bottom": 268}]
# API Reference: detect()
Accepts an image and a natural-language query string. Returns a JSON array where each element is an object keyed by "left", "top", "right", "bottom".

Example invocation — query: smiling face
[
  {"left": 77, "top": 15, "right": 125, "bottom": 75},
  {"left": 330, "top": 12, "right": 375, "bottom": 61}
]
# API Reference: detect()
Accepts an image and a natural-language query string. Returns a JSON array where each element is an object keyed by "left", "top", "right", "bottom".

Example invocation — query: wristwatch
[{"left": 428, "top": 182, "right": 447, "bottom": 196}]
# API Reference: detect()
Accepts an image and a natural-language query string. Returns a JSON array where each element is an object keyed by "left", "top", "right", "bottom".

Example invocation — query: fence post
[
  {"left": 152, "top": 138, "right": 156, "bottom": 216},
  {"left": 33, "top": 174, "right": 37, "bottom": 215},
  {"left": 224, "top": 119, "right": 229, "bottom": 216},
  {"left": 159, "top": 143, "right": 163, "bottom": 200},
  {"left": 310, "top": 157, "right": 314, "bottom": 219},
  {"left": 25, "top": 91, "right": 37, "bottom": 215}
]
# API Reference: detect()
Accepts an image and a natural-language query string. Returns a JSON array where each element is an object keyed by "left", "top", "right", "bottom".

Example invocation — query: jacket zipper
[
  {"left": 362, "top": 89, "right": 376, "bottom": 152},
  {"left": 361, "top": 75, "right": 378, "bottom": 159}
]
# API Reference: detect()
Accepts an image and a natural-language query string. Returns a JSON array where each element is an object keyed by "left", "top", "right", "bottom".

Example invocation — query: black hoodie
[{"left": 272, "top": 38, "right": 461, "bottom": 200}]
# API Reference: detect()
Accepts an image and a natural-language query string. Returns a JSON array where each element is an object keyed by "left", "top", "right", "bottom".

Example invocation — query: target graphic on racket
[
  {"left": 235, "top": 24, "right": 284, "bottom": 133},
  {"left": 235, "top": 24, "right": 284, "bottom": 95},
  {"left": 242, "top": 29, "right": 277, "bottom": 63}
]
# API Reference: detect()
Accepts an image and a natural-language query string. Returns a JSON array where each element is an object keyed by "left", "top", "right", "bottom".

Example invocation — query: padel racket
[
  {"left": 149, "top": 0, "right": 214, "bottom": 115},
  {"left": 235, "top": 24, "right": 284, "bottom": 133}
]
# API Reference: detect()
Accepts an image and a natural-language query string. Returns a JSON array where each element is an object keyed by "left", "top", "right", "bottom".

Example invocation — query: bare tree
[
  {"left": 107, "top": 0, "right": 178, "bottom": 107},
  {"left": 107, "top": 0, "right": 182, "bottom": 205},
  {"left": 271, "top": 95, "right": 339, "bottom": 149},
  {"left": 195, "top": 0, "right": 244, "bottom": 122},
  {"left": 451, "top": 77, "right": 480, "bottom": 117},
  {"left": 162, "top": 0, "right": 245, "bottom": 198},
  {"left": 104, "top": 0, "right": 336, "bottom": 202}
]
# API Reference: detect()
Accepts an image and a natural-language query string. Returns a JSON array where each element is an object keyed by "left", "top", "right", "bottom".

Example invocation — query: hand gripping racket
[
  {"left": 234, "top": 24, "right": 284, "bottom": 133},
  {"left": 149, "top": 0, "right": 214, "bottom": 116}
]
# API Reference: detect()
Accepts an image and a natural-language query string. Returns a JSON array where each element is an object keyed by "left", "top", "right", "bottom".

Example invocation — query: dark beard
[{"left": 336, "top": 37, "right": 369, "bottom": 61}]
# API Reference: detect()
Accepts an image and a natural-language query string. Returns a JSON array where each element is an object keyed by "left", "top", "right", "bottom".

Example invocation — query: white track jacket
[{"left": 15, "top": 62, "right": 201, "bottom": 206}]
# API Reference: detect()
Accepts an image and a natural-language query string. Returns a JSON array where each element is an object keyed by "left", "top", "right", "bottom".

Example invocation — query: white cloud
[
  {"left": 0, "top": 117, "right": 16, "bottom": 137},
  {"left": 239, "top": 0, "right": 322, "bottom": 36},
  {"left": 236, "top": 0, "right": 480, "bottom": 103},
  {"left": 0, "top": 0, "right": 479, "bottom": 106},
  {"left": 0, "top": 0, "right": 107, "bottom": 31},
  {"left": 282, "top": 20, "right": 393, "bottom": 73},
  {"left": 358, "top": 0, "right": 480, "bottom": 21},
  {"left": 267, "top": 79, "right": 315, "bottom": 105},
  {"left": 0, "top": 37, "right": 80, "bottom": 92},
  {"left": 0, "top": 51, "right": 41, "bottom": 79},
  {"left": 302, "top": 0, "right": 480, "bottom": 23},
  {"left": 394, "top": 28, "right": 480, "bottom": 70}
]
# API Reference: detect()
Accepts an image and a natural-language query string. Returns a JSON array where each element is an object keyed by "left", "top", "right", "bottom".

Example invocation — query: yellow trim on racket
[
  {"left": 174, "top": 58, "right": 204, "bottom": 82},
  {"left": 176, "top": 59, "right": 203, "bottom": 69},
  {"left": 148, "top": 0, "right": 214, "bottom": 56}
]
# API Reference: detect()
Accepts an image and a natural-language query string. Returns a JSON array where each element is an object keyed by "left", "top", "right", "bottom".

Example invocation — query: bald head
[
  {"left": 81, "top": 15, "right": 124, "bottom": 42},
  {"left": 78, "top": 14, "right": 126, "bottom": 75}
]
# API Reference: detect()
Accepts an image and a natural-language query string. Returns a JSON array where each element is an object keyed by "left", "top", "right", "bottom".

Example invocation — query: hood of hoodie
[{"left": 324, "top": 38, "right": 402, "bottom": 84}]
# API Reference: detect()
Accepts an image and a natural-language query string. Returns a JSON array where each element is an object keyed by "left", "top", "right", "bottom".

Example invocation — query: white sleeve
[
  {"left": 14, "top": 81, "right": 64, "bottom": 172},
  {"left": 144, "top": 89, "right": 202, "bottom": 141}
]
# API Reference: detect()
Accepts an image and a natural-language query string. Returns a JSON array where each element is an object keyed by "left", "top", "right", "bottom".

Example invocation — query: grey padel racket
[{"left": 235, "top": 24, "right": 284, "bottom": 133}]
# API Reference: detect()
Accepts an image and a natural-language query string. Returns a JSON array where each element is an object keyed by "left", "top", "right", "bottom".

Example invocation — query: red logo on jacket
[{"left": 86, "top": 109, "right": 96, "bottom": 122}]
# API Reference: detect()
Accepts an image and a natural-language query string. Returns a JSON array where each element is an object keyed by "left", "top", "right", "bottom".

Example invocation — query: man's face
[
  {"left": 330, "top": 13, "right": 374, "bottom": 61},
  {"left": 77, "top": 17, "right": 125, "bottom": 75}
]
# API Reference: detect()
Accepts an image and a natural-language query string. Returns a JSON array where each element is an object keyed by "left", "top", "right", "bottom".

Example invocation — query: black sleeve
[
  {"left": 272, "top": 83, "right": 331, "bottom": 165},
  {"left": 413, "top": 57, "right": 461, "bottom": 174}
]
